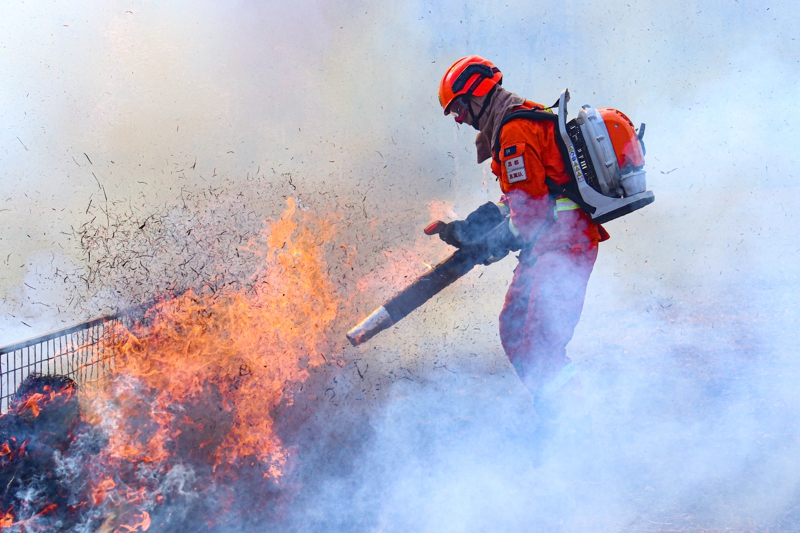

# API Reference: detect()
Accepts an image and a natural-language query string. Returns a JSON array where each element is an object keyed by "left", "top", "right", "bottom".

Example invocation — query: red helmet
[{"left": 438, "top": 56, "right": 503, "bottom": 115}]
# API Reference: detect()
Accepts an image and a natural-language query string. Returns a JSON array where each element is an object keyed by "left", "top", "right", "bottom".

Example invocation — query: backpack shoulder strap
[
  {"left": 492, "top": 109, "right": 597, "bottom": 215},
  {"left": 491, "top": 109, "right": 557, "bottom": 166}
]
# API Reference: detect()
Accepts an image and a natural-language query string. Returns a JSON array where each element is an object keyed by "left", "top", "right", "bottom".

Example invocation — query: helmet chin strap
[{"left": 467, "top": 85, "right": 497, "bottom": 131}]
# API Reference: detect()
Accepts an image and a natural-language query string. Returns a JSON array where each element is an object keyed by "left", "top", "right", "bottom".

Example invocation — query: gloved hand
[
  {"left": 482, "top": 218, "right": 522, "bottom": 265},
  {"left": 483, "top": 249, "right": 509, "bottom": 265},
  {"left": 464, "top": 202, "right": 506, "bottom": 239},
  {"left": 438, "top": 202, "right": 506, "bottom": 248},
  {"left": 438, "top": 220, "right": 469, "bottom": 248}
]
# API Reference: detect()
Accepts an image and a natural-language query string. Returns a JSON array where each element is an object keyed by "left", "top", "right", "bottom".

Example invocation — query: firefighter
[{"left": 438, "top": 56, "right": 609, "bottom": 430}]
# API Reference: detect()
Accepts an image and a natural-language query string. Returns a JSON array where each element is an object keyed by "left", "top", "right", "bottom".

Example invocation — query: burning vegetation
[
  {"left": 0, "top": 198, "right": 350, "bottom": 532},
  {"left": 0, "top": 375, "right": 84, "bottom": 530}
]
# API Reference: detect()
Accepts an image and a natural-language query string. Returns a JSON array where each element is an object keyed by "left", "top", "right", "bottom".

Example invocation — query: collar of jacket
[{"left": 474, "top": 86, "right": 526, "bottom": 164}]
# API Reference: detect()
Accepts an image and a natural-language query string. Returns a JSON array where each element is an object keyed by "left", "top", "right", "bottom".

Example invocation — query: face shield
[{"left": 446, "top": 96, "right": 470, "bottom": 124}]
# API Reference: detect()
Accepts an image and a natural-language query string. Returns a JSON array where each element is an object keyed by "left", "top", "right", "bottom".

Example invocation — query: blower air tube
[
  {"left": 346, "top": 249, "right": 479, "bottom": 346},
  {"left": 346, "top": 216, "right": 518, "bottom": 346}
]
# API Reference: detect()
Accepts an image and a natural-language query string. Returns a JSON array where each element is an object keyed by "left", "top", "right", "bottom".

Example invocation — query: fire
[
  {"left": 83, "top": 197, "right": 343, "bottom": 528},
  {"left": 0, "top": 198, "right": 349, "bottom": 531},
  {"left": 114, "top": 511, "right": 151, "bottom": 532},
  {"left": 91, "top": 198, "right": 339, "bottom": 461},
  {"left": 92, "top": 479, "right": 117, "bottom": 506},
  {"left": 15, "top": 384, "right": 75, "bottom": 419},
  {"left": 0, "top": 509, "right": 13, "bottom": 527},
  {"left": 0, "top": 504, "right": 57, "bottom": 530}
]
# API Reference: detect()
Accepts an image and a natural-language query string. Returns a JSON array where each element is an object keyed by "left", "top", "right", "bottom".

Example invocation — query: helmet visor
[{"left": 446, "top": 97, "right": 469, "bottom": 124}]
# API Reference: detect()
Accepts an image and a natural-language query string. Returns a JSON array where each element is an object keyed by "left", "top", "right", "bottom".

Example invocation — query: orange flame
[
  {"left": 92, "top": 479, "right": 117, "bottom": 506},
  {"left": 20, "top": 393, "right": 46, "bottom": 418},
  {"left": 115, "top": 511, "right": 151, "bottom": 532},
  {"left": 73, "top": 197, "right": 347, "bottom": 527},
  {"left": 15, "top": 384, "right": 75, "bottom": 418},
  {"left": 0, "top": 504, "right": 58, "bottom": 530},
  {"left": 0, "top": 508, "right": 13, "bottom": 528}
]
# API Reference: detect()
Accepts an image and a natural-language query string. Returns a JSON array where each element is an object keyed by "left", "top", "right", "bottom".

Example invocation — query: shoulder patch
[
  {"left": 500, "top": 142, "right": 528, "bottom": 183},
  {"left": 500, "top": 142, "right": 526, "bottom": 161}
]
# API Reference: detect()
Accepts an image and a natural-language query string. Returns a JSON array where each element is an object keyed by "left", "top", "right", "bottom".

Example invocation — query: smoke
[{"left": 2, "top": 0, "right": 800, "bottom": 531}]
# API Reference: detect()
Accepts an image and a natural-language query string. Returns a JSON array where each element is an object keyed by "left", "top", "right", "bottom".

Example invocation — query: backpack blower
[
  {"left": 347, "top": 89, "right": 653, "bottom": 346},
  {"left": 521, "top": 88, "right": 654, "bottom": 223}
]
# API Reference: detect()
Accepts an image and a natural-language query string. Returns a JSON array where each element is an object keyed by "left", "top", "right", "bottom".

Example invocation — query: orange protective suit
[{"left": 491, "top": 101, "right": 608, "bottom": 396}]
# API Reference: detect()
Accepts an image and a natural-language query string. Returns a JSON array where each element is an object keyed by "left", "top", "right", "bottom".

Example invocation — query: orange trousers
[{"left": 498, "top": 241, "right": 598, "bottom": 394}]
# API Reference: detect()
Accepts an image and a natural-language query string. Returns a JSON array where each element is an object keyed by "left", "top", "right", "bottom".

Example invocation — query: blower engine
[{"left": 554, "top": 89, "right": 654, "bottom": 223}]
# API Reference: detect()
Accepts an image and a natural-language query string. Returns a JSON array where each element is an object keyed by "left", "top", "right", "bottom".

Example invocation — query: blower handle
[
  {"left": 424, "top": 220, "right": 446, "bottom": 236},
  {"left": 637, "top": 123, "right": 647, "bottom": 156}
]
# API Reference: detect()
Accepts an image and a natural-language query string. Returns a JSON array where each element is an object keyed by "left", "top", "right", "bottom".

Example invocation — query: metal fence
[{"left": 0, "top": 313, "right": 135, "bottom": 413}]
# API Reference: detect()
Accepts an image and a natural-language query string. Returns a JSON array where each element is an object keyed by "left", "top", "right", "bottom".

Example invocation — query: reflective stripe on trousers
[
  {"left": 539, "top": 361, "right": 579, "bottom": 397},
  {"left": 554, "top": 197, "right": 580, "bottom": 220}
]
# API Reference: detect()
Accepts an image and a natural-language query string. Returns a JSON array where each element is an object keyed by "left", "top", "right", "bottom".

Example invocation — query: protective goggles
[{"left": 446, "top": 97, "right": 470, "bottom": 124}]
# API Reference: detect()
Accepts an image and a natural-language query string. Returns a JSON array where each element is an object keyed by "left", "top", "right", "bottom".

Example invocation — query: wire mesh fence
[{"left": 0, "top": 313, "right": 137, "bottom": 413}]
